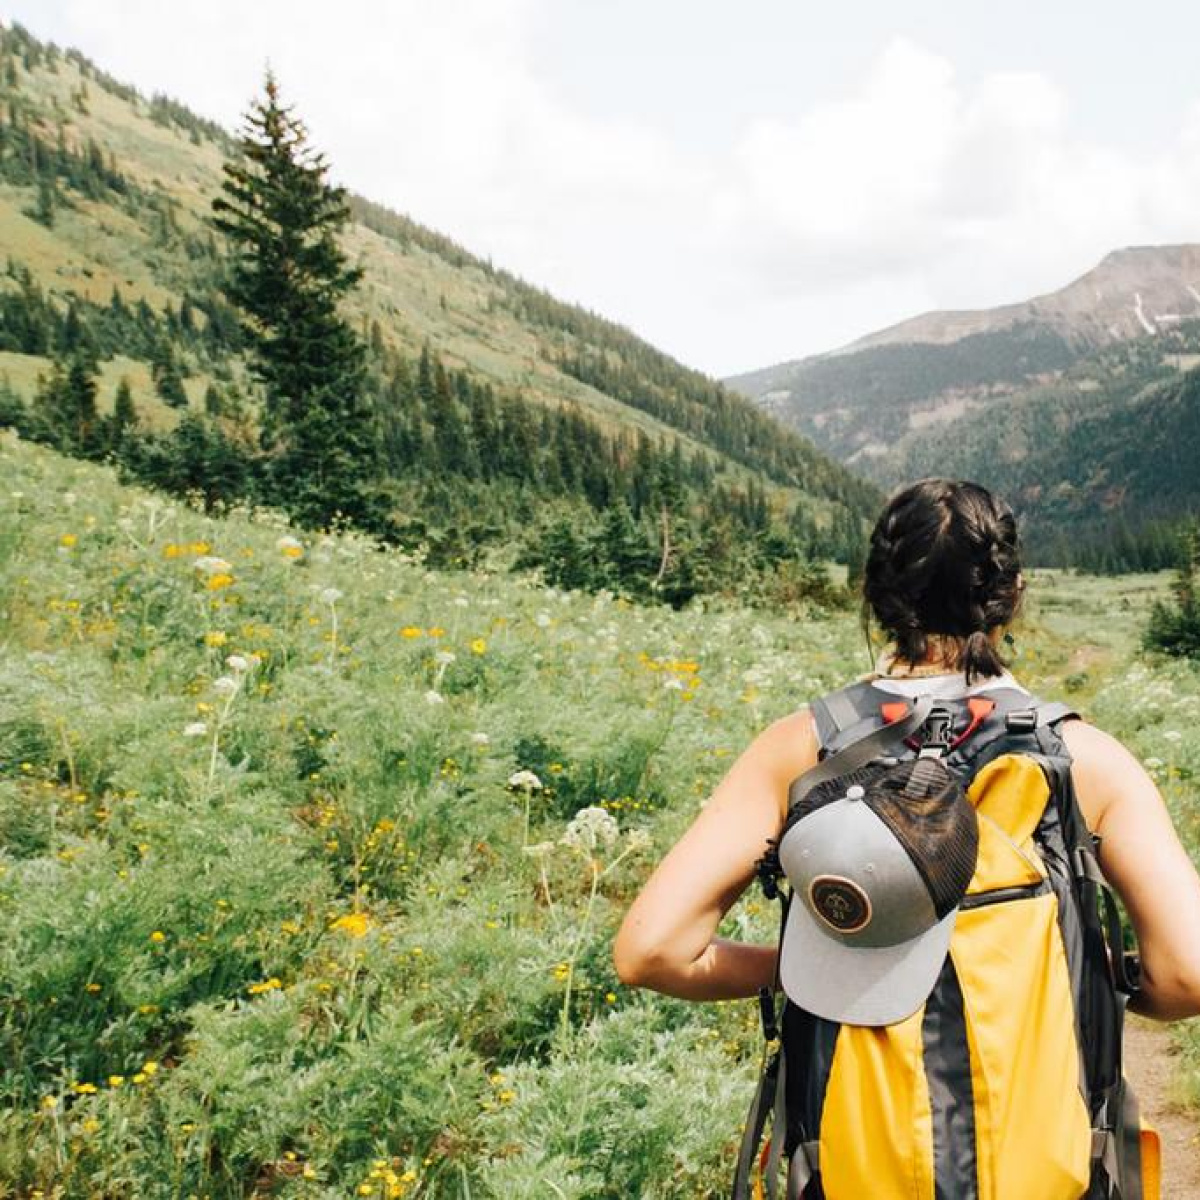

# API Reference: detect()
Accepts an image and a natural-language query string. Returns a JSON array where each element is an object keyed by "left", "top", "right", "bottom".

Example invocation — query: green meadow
[{"left": 1, "top": 430, "right": 1197, "bottom": 1198}]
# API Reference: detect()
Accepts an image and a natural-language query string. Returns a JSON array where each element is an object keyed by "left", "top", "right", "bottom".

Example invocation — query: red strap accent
[
  {"left": 950, "top": 697, "right": 996, "bottom": 748},
  {"left": 881, "top": 696, "right": 996, "bottom": 751}
]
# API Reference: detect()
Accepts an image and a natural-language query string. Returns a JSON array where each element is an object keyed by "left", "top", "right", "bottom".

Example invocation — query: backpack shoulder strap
[{"left": 808, "top": 679, "right": 882, "bottom": 752}]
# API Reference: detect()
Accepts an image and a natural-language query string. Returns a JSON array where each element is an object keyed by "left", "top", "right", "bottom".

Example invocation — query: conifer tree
[
  {"left": 211, "top": 72, "right": 378, "bottom": 526},
  {"left": 109, "top": 376, "right": 137, "bottom": 447},
  {"left": 1145, "top": 522, "right": 1200, "bottom": 658}
]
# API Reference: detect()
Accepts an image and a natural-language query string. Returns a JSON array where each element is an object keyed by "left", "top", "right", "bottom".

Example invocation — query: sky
[{"left": 10, "top": 1, "right": 1200, "bottom": 377}]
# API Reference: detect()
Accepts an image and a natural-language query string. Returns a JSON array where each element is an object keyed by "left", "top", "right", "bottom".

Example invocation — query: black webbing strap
[
  {"left": 788, "top": 695, "right": 936, "bottom": 810},
  {"left": 1074, "top": 844, "right": 1142, "bottom": 997},
  {"left": 763, "top": 1050, "right": 789, "bottom": 1200},
  {"left": 1035, "top": 700, "right": 1079, "bottom": 728},
  {"left": 731, "top": 1048, "right": 780, "bottom": 1199},
  {"left": 808, "top": 680, "right": 881, "bottom": 752}
]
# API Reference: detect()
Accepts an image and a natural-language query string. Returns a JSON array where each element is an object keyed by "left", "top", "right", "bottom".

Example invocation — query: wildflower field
[{"left": 1, "top": 432, "right": 1198, "bottom": 1199}]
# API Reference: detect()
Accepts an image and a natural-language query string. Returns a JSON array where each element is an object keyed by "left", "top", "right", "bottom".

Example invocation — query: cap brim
[{"left": 778, "top": 899, "right": 957, "bottom": 1026}]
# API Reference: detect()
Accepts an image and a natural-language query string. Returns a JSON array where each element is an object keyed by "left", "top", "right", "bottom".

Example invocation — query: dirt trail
[{"left": 1123, "top": 1018, "right": 1200, "bottom": 1199}]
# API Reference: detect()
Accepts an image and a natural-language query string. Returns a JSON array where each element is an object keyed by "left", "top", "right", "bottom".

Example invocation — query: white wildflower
[
  {"left": 183, "top": 722, "right": 208, "bottom": 738},
  {"left": 276, "top": 535, "right": 304, "bottom": 558},
  {"left": 470, "top": 732, "right": 491, "bottom": 746},
  {"left": 454, "top": 596, "right": 470, "bottom": 608},
  {"left": 319, "top": 587, "right": 343, "bottom": 605},
  {"left": 626, "top": 829, "right": 652, "bottom": 853},
  {"left": 193, "top": 556, "right": 233, "bottom": 575},
  {"left": 1163, "top": 730, "right": 1183, "bottom": 743},
  {"left": 424, "top": 690, "right": 445, "bottom": 706},
  {"left": 523, "top": 841, "right": 557, "bottom": 858},
  {"left": 434, "top": 649, "right": 457, "bottom": 667},
  {"left": 226, "top": 654, "right": 250, "bottom": 674},
  {"left": 212, "top": 676, "right": 239, "bottom": 697},
  {"left": 562, "top": 806, "right": 619, "bottom": 854},
  {"left": 507, "top": 769, "right": 544, "bottom": 791},
  {"left": 663, "top": 677, "right": 685, "bottom": 691},
  {"left": 534, "top": 611, "right": 552, "bottom": 628}
]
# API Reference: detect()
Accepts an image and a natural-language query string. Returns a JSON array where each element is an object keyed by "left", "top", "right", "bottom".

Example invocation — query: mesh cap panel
[
  {"left": 864, "top": 758, "right": 978, "bottom": 917},
  {"left": 782, "top": 757, "right": 978, "bottom": 920}
]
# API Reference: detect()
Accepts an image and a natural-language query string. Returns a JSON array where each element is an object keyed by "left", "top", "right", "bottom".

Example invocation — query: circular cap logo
[{"left": 809, "top": 875, "right": 872, "bottom": 934}]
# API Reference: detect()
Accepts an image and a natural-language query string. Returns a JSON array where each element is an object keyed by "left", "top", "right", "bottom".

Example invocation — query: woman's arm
[
  {"left": 1061, "top": 720, "right": 1200, "bottom": 1020},
  {"left": 612, "top": 708, "right": 819, "bottom": 1000}
]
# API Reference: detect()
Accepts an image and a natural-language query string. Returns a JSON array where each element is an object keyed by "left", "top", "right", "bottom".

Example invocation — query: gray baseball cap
[{"left": 777, "top": 757, "right": 978, "bottom": 1026}]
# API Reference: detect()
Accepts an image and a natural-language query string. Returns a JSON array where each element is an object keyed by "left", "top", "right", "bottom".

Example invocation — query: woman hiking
[{"left": 613, "top": 477, "right": 1200, "bottom": 1200}]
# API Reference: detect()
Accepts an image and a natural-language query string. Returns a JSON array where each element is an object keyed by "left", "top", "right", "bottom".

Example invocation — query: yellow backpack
[{"left": 732, "top": 682, "right": 1157, "bottom": 1200}]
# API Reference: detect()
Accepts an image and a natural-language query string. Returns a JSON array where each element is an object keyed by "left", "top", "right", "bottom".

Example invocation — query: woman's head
[{"left": 862, "top": 478, "right": 1023, "bottom": 682}]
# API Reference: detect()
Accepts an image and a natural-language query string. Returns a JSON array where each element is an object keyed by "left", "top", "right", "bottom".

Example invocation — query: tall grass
[{"left": 0, "top": 431, "right": 1196, "bottom": 1197}]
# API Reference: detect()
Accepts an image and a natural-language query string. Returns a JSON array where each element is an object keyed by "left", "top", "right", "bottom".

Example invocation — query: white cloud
[{"left": 15, "top": 8, "right": 1200, "bottom": 374}]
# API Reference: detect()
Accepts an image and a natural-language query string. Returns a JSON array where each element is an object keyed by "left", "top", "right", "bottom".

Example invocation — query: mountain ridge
[{"left": 726, "top": 244, "right": 1200, "bottom": 566}]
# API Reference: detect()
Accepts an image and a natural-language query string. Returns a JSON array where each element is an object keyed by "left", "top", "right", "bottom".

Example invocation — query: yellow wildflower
[
  {"left": 470, "top": 637, "right": 487, "bottom": 654},
  {"left": 204, "top": 630, "right": 228, "bottom": 647},
  {"left": 428, "top": 625, "right": 445, "bottom": 637},
  {"left": 206, "top": 573, "right": 234, "bottom": 591},
  {"left": 107, "top": 1075, "right": 124, "bottom": 1088},
  {"left": 73, "top": 1082, "right": 98, "bottom": 1095},
  {"left": 82, "top": 1117, "right": 100, "bottom": 1134},
  {"left": 247, "top": 977, "right": 282, "bottom": 995},
  {"left": 330, "top": 912, "right": 372, "bottom": 938},
  {"left": 142, "top": 1060, "right": 159, "bottom": 1075},
  {"left": 149, "top": 930, "right": 165, "bottom": 943},
  {"left": 399, "top": 625, "right": 423, "bottom": 639},
  {"left": 59, "top": 533, "right": 77, "bottom": 548},
  {"left": 132, "top": 1072, "right": 147, "bottom": 1085}
]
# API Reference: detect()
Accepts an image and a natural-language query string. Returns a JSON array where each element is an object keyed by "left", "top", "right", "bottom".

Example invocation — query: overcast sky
[{"left": 11, "top": 1, "right": 1200, "bottom": 376}]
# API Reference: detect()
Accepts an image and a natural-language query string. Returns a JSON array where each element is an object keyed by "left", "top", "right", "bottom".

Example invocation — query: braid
[{"left": 863, "top": 479, "right": 1024, "bottom": 682}]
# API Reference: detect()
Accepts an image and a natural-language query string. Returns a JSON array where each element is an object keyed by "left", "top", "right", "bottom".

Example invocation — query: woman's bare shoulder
[
  {"left": 750, "top": 707, "right": 821, "bottom": 818},
  {"left": 1058, "top": 717, "right": 1154, "bottom": 829},
  {"left": 1058, "top": 717, "right": 1142, "bottom": 774}
]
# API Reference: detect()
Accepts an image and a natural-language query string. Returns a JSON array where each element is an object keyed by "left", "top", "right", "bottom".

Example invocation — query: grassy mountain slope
[{"left": 0, "top": 22, "right": 876, "bottom": 541}]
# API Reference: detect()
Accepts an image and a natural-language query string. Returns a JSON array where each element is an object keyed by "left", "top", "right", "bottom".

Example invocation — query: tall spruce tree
[{"left": 211, "top": 73, "right": 379, "bottom": 526}]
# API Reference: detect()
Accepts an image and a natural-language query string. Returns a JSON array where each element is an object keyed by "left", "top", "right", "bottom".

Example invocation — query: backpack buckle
[
  {"left": 1005, "top": 709, "right": 1038, "bottom": 734},
  {"left": 758, "top": 986, "right": 779, "bottom": 1042},
  {"left": 918, "top": 706, "right": 955, "bottom": 758}
]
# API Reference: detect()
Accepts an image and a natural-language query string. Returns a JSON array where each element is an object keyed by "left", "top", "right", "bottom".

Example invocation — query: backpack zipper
[{"left": 959, "top": 879, "right": 1051, "bottom": 910}]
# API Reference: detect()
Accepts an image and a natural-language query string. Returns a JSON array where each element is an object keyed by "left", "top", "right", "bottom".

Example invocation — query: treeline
[
  {"left": 350, "top": 194, "right": 877, "bottom": 510},
  {"left": 0, "top": 22, "right": 229, "bottom": 149},
  {"left": 0, "top": 342, "right": 861, "bottom": 606},
  {"left": 777, "top": 323, "right": 1079, "bottom": 421},
  {"left": 0, "top": 262, "right": 241, "bottom": 364}
]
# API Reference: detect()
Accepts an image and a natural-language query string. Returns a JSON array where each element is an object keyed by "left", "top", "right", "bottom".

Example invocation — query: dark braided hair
[{"left": 862, "top": 479, "right": 1024, "bottom": 683}]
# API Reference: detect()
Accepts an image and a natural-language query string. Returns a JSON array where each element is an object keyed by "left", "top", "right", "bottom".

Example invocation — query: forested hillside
[{"left": 0, "top": 22, "right": 877, "bottom": 606}]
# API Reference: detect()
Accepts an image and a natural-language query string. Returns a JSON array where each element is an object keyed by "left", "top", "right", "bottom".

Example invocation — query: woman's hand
[
  {"left": 612, "top": 708, "right": 819, "bottom": 1000},
  {"left": 1062, "top": 720, "right": 1200, "bottom": 1020}
]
